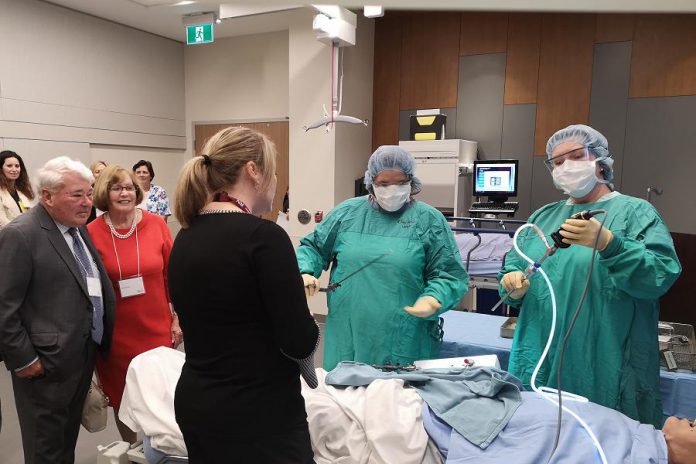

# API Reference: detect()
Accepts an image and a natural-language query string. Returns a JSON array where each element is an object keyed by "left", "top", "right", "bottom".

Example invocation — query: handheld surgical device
[{"left": 489, "top": 209, "right": 605, "bottom": 314}]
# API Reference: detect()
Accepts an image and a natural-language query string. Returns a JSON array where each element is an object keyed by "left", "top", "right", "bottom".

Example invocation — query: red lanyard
[{"left": 217, "top": 192, "right": 251, "bottom": 214}]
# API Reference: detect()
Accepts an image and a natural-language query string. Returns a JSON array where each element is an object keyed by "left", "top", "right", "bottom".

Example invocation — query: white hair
[{"left": 36, "top": 156, "right": 94, "bottom": 194}]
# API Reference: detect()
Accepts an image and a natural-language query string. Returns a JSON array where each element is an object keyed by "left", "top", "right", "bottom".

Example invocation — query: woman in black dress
[{"left": 168, "top": 126, "right": 319, "bottom": 463}]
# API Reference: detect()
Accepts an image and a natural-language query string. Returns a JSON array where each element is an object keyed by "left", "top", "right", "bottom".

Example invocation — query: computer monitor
[{"left": 473, "top": 159, "right": 519, "bottom": 201}]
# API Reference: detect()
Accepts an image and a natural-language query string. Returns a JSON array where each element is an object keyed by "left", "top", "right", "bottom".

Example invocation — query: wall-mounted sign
[{"left": 186, "top": 23, "right": 214, "bottom": 45}]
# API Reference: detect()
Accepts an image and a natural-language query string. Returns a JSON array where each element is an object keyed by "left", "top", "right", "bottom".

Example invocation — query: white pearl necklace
[{"left": 105, "top": 210, "right": 140, "bottom": 239}]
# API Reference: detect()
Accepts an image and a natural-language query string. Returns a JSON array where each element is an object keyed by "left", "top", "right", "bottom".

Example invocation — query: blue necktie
[{"left": 68, "top": 228, "right": 104, "bottom": 344}]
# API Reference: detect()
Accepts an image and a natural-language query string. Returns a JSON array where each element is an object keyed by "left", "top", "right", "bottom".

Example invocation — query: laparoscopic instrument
[
  {"left": 502, "top": 209, "right": 610, "bottom": 464},
  {"left": 488, "top": 209, "right": 605, "bottom": 314},
  {"left": 308, "top": 250, "right": 393, "bottom": 293}
]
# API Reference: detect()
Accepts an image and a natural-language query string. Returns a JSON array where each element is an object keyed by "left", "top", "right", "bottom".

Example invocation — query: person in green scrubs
[
  {"left": 298, "top": 146, "right": 468, "bottom": 371},
  {"left": 499, "top": 124, "right": 681, "bottom": 428}
]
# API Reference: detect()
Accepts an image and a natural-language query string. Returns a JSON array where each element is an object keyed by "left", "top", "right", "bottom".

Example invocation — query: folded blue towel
[{"left": 325, "top": 361, "right": 523, "bottom": 449}]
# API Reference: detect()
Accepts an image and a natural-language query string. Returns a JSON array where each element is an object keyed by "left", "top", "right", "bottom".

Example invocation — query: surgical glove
[
  {"left": 501, "top": 271, "right": 530, "bottom": 298},
  {"left": 559, "top": 217, "right": 613, "bottom": 251},
  {"left": 302, "top": 274, "right": 320, "bottom": 298},
  {"left": 404, "top": 296, "right": 442, "bottom": 318}
]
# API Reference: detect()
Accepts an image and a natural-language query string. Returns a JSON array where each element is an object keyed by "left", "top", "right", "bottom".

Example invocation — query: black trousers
[{"left": 12, "top": 341, "right": 96, "bottom": 464}]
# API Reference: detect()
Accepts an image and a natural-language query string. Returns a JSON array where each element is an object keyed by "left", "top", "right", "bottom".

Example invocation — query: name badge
[
  {"left": 87, "top": 277, "right": 102, "bottom": 298},
  {"left": 118, "top": 276, "right": 146, "bottom": 298}
]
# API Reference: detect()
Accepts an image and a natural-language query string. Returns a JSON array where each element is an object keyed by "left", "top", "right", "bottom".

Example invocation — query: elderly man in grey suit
[{"left": 0, "top": 156, "right": 116, "bottom": 464}]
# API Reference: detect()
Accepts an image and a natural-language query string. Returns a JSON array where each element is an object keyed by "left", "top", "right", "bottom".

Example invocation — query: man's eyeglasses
[
  {"left": 109, "top": 185, "right": 136, "bottom": 193},
  {"left": 544, "top": 147, "right": 590, "bottom": 172}
]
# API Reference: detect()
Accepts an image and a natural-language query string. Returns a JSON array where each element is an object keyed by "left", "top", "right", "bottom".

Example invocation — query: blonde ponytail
[
  {"left": 174, "top": 126, "right": 277, "bottom": 228},
  {"left": 174, "top": 156, "right": 210, "bottom": 228}
]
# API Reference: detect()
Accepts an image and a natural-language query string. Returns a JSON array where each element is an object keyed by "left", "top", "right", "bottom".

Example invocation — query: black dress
[{"left": 168, "top": 211, "right": 318, "bottom": 463}]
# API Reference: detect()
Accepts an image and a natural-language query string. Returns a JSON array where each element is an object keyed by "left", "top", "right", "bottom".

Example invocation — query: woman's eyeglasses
[
  {"left": 544, "top": 147, "right": 590, "bottom": 172},
  {"left": 374, "top": 179, "right": 411, "bottom": 188},
  {"left": 109, "top": 185, "right": 136, "bottom": 193}
]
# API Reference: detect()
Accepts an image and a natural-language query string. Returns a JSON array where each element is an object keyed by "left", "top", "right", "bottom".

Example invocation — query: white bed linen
[
  {"left": 302, "top": 369, "right": 443, "bottom": 464},
  {"left": 119, "top": 347, "right": 187, "bottom": 456},
  {"left": 119, "top": 348, "right": 443, "bottom": 463},
  {"left": 455, "top": 233, "right": 513, "bottom": 262}
]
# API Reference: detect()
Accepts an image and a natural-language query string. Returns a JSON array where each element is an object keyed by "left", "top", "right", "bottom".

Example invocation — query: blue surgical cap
[
  {"left": 546, "top": 124, "right": 614, "bottom": 184},
  {"left": 364, "top": 145, "right": 422, "bottom": 195}
]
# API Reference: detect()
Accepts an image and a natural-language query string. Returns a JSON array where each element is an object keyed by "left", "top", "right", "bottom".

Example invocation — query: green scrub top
[
  {"left": 297, "top": 197, "right": 468, "bottom": 371},
  {"left": 499, "top": 192, "right": 681, "bottom": 428}
]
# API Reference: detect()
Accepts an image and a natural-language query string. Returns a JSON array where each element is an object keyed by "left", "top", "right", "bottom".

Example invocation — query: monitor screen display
[{"left": 473, "top": 159, "right": 519, "bottom": 197}]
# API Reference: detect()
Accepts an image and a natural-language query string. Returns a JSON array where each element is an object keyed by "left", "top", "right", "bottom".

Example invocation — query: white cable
[{"left": 512, "top": 223, "right": 608, "bottom": 464}]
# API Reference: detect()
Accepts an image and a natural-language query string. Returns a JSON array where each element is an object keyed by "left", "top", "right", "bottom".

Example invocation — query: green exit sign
[{"left": 186, "top": 23, "right": 214, "bottom": 45}]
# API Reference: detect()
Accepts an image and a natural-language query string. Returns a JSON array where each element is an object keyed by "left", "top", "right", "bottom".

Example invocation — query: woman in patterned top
[{"left": 133, "top": 159, "right": 171, "bottom": 222}]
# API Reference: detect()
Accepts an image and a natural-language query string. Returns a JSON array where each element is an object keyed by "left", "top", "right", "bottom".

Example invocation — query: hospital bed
[
  {"left": 101, "top": 346, "right": 672, "bottom": 464},
  {"left": 449, "top": 217, "right": 525, "bottom": 314}
]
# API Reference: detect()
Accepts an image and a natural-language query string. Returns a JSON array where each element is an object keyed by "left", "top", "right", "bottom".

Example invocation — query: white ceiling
[
  {"left": 44, "top": 0, "right": 696, "bottom": 43},
  {"left": 43, "top": 1, "right": 306, "bottom": 42}
]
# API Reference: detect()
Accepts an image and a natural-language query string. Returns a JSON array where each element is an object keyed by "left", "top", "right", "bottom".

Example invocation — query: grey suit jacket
[{"left": 0, "top": 203, "right": 115, "bottom": 377}]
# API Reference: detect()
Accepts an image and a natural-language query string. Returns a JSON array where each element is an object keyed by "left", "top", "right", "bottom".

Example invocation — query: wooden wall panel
[
  {"left": 459, "top": 12, "right": 509, "bottom": 56},
  {"left": 372, "top": 16, "right": 402, "bottom": 150},
  {"left": 400, "top": 12, "right": 460, "bottom": 110},
  {"left": 194, "top": 123, "right": 227, "bottom": 156},
  {"left": 193, "top": 122, "right": 289, "bottom": 221},
  {"left": 595, "top": 14, "right": 635, "bottom": 43},
  {"left": 630, "top": 15, "right": 696, "bottom": 98},
  {"left": 504, "top": 14, "right": 541, "bottom": 105},
  {"left": 534, "top": 14, "right": 596, "bottom": 155}
]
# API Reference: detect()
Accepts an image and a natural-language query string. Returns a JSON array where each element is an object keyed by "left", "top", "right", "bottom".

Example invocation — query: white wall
[
  {"left": 184, "top": 30, "right": 289, "bottom": 136},
  {"left": 0, "top": 0, "right": 187, "bottom": 237},
  {"left": 287, "top": 11, "right": 375, "bottom": 235},
  {"left": 0, "top": 0, "right": 185, "bottom": 149},
  {"left": 287, "top": 11, "right": 375, "bottom": 314},
  {"left": 288, "top": 9, "right": 337, "bottom": 239},
  {"left": 1, "top": 138, "right": 91, "bottom": 178},
  {"left": 334, "top": 15, "right": 375, "bottom": 204}
]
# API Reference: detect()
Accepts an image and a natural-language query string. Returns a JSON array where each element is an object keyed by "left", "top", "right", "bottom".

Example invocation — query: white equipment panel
[{"left": 399, "top": 139, "right": 478, "bottom": 216}]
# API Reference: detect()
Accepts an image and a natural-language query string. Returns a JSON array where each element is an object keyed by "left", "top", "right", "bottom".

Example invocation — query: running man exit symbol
[{"left": 186, "top": 23, "right": 214, "bottom": 45}]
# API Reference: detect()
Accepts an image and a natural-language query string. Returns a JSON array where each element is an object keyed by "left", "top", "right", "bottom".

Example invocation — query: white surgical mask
[
  {"left": 373, "top": 184, "right": 411, "bottom": 212},
  {"left": 551, "top": 159, "right": 601, "bottom": 199}
]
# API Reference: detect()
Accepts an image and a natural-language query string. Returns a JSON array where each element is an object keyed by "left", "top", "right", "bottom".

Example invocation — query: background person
[
  {"left": 0, "top": 156, "right": 116, "bottom": 463},
  {"left": 90, "top": 160, "right": 107, "bottom": 179},
  {"left": 0, "top": 150, "right": 36, "bottom": 228},
  {"left": 133, "top": 159, "right": 171, "bottom": 221},
  {"left": 498, "top": 124, "right": 681, "bottom": 428},
  {"left": 87, "top": 160, "right": 107, "bottom": 224},
  {"left": 88, "top": 165, "right": 181, "bottom": 443},
  {"left": 298, "top": 145, "right": 468, "bottom": 371},
  {"left": 168, "top": 126, "right": 319, "bottom": 463}
]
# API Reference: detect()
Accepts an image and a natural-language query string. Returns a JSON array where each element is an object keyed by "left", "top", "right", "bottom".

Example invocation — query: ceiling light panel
[{"left": 128, "top": 0, "right": 194, "bottom": 7}]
